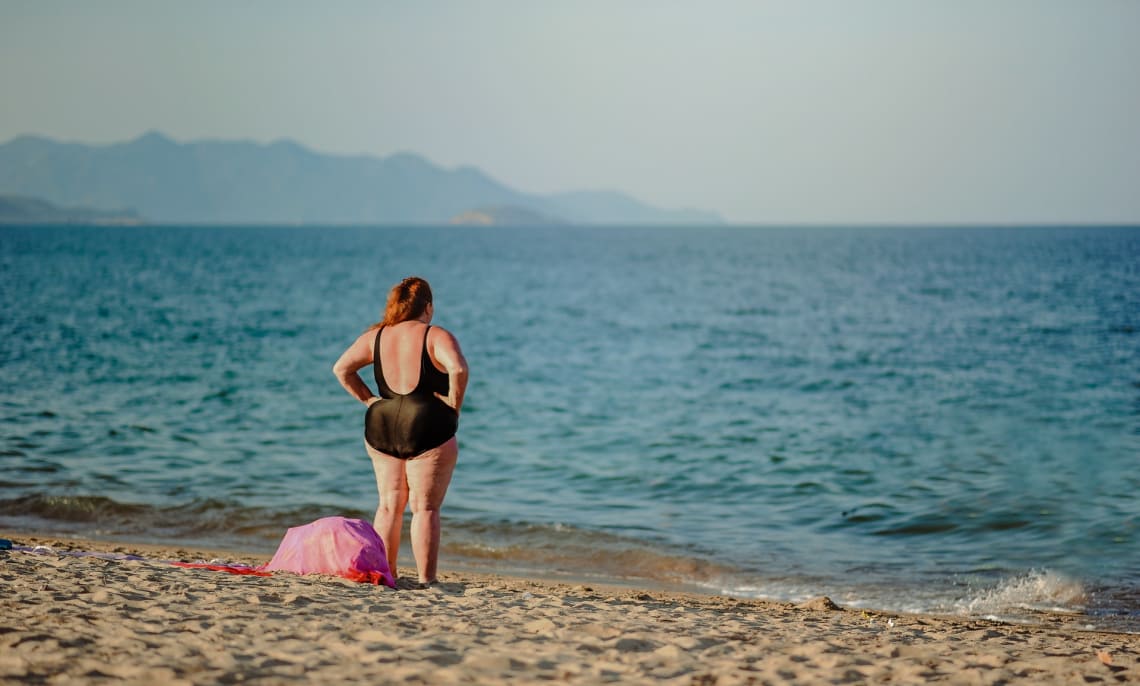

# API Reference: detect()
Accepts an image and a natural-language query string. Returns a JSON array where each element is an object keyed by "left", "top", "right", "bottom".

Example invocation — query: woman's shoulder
[
  {"left": 359, "top": 325, "right": 382, "bottom": 343},
  {"left": 427, "top": 324, "right": 461, "bottom": 347}
]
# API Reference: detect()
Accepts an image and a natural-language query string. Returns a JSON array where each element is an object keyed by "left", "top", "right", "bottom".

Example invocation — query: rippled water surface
[{"left": 2, "top": 225, "right": 1138, "bottom": 629}]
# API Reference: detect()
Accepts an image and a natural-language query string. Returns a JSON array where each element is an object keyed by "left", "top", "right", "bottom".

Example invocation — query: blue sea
[{"left": 2, "top": 224, "right": 1137, "bottom": 631}]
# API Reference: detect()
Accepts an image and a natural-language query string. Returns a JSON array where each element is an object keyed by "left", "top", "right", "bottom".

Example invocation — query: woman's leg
[
  {"left": 365, "top": 442, "right": 409, "bottom": 575},
  {"left": 404, "top": 436, "right": 458, "bottom": 583}
]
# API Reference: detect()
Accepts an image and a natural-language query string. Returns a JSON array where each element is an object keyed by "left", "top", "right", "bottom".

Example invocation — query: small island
[
  {"left": 449, "top": 205, "right": 563, "bottom": 226},
  {"left": 0, "top": 194, "right": 143, "bottom": 225}
]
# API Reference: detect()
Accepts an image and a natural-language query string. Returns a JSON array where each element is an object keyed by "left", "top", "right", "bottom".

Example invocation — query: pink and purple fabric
[{"left": 261, "top": 516, "right": 395, "bottom": 587}]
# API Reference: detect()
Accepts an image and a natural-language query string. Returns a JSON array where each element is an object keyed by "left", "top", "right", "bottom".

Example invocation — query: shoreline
[
  {"left": 3, "top": 531, "right": 1137, "bottom": 684},
  {"left": 5, "top": 528, "right": 1128, "bottom": 633}
]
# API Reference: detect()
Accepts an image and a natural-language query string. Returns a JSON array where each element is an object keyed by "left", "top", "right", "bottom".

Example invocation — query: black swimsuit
[{"left": 364, "top": 325, "right": 457, "bottom": 459}]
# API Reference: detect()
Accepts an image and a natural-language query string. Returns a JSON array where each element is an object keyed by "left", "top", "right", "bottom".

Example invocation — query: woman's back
[{"left": 374, "top": 322, "right": 449, "bottom": 396}]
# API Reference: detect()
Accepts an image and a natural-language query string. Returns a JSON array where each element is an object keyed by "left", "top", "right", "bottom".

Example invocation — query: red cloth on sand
[{"left": 170, "top": 562, "right": 272, "bottom": 576}]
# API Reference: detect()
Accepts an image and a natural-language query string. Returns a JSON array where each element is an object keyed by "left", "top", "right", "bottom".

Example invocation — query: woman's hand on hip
[{"left": 434, "top": 392, "right": 460, "bottom": 413}]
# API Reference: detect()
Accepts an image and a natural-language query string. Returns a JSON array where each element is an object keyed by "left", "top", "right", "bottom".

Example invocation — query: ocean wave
[
  {"left": 0, "top": 493, "right": 365, "bottom": 548},
  {"left": 709, "top": 569, "right": 1137, "bottom": 632},
  {"left": 0, "top": 493, "right": 149, "bottom": 522},
  {"left": 960, "top": 569, "right": 1087, "bottom": 617}
]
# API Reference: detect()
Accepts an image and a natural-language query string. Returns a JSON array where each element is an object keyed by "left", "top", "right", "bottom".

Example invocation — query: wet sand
[{"left": 1, "top": 533, "right": 1136, "bottom": 684}]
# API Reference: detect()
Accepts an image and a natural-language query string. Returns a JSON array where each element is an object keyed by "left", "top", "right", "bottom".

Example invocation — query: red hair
[{"left": 373, "top": 276, "right": 433, "bottom": 329}]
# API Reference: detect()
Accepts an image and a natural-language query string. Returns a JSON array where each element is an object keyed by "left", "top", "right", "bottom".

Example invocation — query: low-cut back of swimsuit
[{"left": 364, "top": 325, "right": 457, "bottom": 459}]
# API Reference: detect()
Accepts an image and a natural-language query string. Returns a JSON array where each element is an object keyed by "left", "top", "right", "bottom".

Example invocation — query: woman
[{"left": 333, "top": 276, "right": 468, "bottom": 585}]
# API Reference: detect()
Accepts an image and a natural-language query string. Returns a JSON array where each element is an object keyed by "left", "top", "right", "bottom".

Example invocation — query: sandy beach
[{"left": 1, "top": 533, "right": 1135, "bottom": 685}]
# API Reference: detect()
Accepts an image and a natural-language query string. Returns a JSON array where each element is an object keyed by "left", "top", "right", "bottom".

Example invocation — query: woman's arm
[
  {"left": 333, "top": 330, "right": 379, "bottom": 405},
  {"left": 429, "top": 327, "right": 469, "bottom": 413}
]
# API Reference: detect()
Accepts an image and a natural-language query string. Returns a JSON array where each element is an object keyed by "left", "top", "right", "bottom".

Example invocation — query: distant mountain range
[{"left": 0, "top": 132, "right": 721, "bottom": 226}]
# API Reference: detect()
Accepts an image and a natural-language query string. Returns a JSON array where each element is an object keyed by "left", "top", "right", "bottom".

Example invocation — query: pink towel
[{"left": 261, "top": 516, "right": 395, "bottom": 587}]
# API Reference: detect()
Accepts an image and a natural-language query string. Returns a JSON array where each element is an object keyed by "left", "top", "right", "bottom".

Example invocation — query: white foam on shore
[
  {"left": 706, "top": 568, "right": 1090, "bottom": 623},
  {"left": 960, "top": 569, "right": 1086, "bottom": 616}
]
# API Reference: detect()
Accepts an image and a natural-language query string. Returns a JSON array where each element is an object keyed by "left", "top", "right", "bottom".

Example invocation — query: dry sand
[{"left": 1, "top": 533, "right": 1136, "bottom": 685}]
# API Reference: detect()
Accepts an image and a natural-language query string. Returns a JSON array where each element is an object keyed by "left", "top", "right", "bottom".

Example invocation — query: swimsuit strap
[
  {"left": 372, "top": 327, "right": 390, "bottom": 396},
  {"left": 416, "top": 325, "right": 432, "bottom": 393}
]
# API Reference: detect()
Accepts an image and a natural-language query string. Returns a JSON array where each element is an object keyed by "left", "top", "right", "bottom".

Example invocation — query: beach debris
[
  {"left": 798, "top": 596, "right": 842, "bottom": 611},
  {"left": 0, "top": 538, "right": 12, "bottom": 550},
  {"left": 1096, "top": 650, "right": 1113, "bottom": 666}
]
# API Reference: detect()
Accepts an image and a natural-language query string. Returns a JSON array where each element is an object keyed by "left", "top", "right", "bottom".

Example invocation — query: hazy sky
[{"left": 2, "top": 1, "right": 1138, "bottom": 223}]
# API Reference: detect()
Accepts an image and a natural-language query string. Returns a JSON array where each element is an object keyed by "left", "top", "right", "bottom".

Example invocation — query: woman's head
[{"left": 379, "top": 276, "right": 433, "bottom": 327}]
